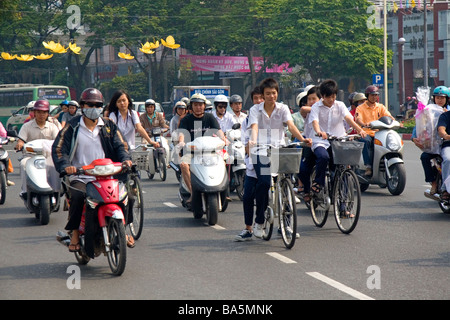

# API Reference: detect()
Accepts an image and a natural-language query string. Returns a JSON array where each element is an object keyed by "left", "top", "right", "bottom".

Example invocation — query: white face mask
[{"left": 83, "top": 107, "right": 102, "bottom": 120}]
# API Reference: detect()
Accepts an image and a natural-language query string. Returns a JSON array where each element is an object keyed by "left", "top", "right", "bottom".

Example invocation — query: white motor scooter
[
  {"left": 356, "top": 116, "right": 406, "bottom": 195},
  {"left": 225, "top": 123, "right": 246, "bottom": 200},
  {"left": 20, "top": 139, "right": 60, "bottom": 225},
  {"left": 179, "top": 136, "right": 229, "bottom": 225}
]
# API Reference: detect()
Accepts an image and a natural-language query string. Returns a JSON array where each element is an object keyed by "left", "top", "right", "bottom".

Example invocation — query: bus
[{"left": 0, "top": 84, "right": 71, "bottom": 128}]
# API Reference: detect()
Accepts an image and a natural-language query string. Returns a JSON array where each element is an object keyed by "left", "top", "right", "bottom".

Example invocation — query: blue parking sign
[{"left": 372, "top": 74, "right": 384, "bottom": 88}]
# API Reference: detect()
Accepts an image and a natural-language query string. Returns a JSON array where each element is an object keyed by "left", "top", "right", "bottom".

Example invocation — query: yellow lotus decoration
[
  {"left": 16, "top": 54, "right": 34, "bottom": 61},
  {"left": 42, "top": 41, "right": 67, "bottom": 53},
  {"left": 34, "top": 53, "right": 53, "bottom": 60},
  {"left": 1, "top": 52, "right": 17, "bottom": 60},
  {"left": 118, "top": 52, "right": 134, "bottom": 60},
  {"left": 161, "top": 36, "right": 180, "bottom": 49},
  {"left": 139, "top": 42, "right": 155, "bottom": 54},
  {"left": 69, "top": 42, "right": 81, "bottom": 54}
]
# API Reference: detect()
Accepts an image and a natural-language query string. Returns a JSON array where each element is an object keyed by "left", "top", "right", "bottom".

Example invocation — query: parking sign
[{"left": 372, "top": 74, "right": 384, "bottom": 88}]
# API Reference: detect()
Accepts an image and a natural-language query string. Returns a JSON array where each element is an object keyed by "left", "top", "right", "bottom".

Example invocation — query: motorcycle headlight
[
  {"left": 84, "top": 164, "right": 122, "bottom": 176},
  {"left": 386, "top": 133, "right": 401, "bottom": 151},
  {"left": 34, "top": 159, "right": 46, "bottom": 169},
  {"left": 194, "top": 155, "right": 219, "bottom": 166}
]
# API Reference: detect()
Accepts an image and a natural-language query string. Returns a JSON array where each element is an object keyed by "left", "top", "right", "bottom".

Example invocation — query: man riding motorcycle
[
  {"left": 354, "top": 85, "right": 394, "bottom": 176},
  {"left": 15, "top": 99, "right": 60, "bottom": 199},
  {"left": 52, "top": 88, "right": 132, "bottom": 254}
]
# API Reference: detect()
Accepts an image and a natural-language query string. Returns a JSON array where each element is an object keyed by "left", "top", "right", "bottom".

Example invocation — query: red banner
[{"left": 180, "top": 55, "right": 292, "bottom": 73}]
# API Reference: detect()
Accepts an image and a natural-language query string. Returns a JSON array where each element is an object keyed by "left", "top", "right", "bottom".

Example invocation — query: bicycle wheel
[
  {"left": 129, "top": 176, "right": 144, "bottom": 240},
  {"left": 278, "top": 178, "right": 297, "bottom": 249},
  {"left": 309, "top": 169, "right": 329, "bottom": 228},
  {"left": 333, "top": 169, "right": 361, "bottom": 234},
  {"left": 158, "top": 153, "right": 167, "bottom": 181}
]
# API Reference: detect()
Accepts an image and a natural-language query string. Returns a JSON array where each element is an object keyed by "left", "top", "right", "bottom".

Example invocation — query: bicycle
[
  {"left": 129, "top": 144, "right": 153, "bottom": 240},
  {"left": 308, "top": 134, "right": 363, "bottom": 234},
  {"left": 252, "top": 142, "right": 305, "bottom": 249}
]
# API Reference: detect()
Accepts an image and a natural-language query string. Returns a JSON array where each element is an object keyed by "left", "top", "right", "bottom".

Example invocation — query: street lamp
[{"left": 398, "top": 37, "right": 406, "bottom": 106}]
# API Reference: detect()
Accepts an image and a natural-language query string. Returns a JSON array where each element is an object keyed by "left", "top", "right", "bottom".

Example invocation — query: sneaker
[
  {"left": 234, "top": 229, "right": 253, "bottom": 242},
  {"left": 7, "top": 180, "right": 15, "bottom": 186},
  {"left": 278, "top": 227, "right": 300, "bottom": 239},
  {"left": 253, "top": 223, "right": 265, "bottom": 238},
  {"left": 364, "top": 166, "right": 372, "bottom": 176}
]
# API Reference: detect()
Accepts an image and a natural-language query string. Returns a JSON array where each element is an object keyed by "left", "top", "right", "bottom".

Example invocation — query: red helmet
[
  {"left": 365, "top": 85, "right": 379, "bottom": 96},
  {"left": 79, "top": 88, "right": 104, "bottom": 105},
  {"left": 33, "top": 99, "right": 50, "bottom": 111}
]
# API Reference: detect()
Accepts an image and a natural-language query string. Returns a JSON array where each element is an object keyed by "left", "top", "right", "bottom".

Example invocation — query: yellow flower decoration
[
  {"left": 16, "top": 54, "right": 34, "bottom": 61},
  {"left": 42, "top": 41, "right": 67, "bottom": 53},
  {"left": 118, "top": 52, "right": 134, "bottom": 60},
  {"left": 1, "top": 52, "right": 17, "bottom": 60},
  {"left": 139, "top": 42, "right": 155, "bottom": 54},
  {"left": 34, "top": 53, "right": 53, "bottom": 60},
  {"left": 69, "top": 43, "right": 81, "bottom": 54},
  {"left": 161, "top": 36, "right": 180, "bottom": 49}
]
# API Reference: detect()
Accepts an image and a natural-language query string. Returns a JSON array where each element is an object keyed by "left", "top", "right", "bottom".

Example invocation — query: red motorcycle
[{"left": 57, "top": 158, "right": 129, "bottom": 276}]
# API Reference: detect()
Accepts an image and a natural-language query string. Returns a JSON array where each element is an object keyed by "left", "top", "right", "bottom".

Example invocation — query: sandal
[
  {"left": 303, "top": 193, "right": 311, "bottom": 202},
  {"left": 68, "top": 243, "right": 80, "bottom": 252},
  {"left": 311, "top": 182, "right": 322, "bottom": 194},
  {"left": 126, "top": 235, "right": 135, "bottom": 248}
]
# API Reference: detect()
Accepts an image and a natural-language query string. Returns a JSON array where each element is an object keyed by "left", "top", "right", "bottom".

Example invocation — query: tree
[{"left": 262, "top": 0, "right": 391, "bottom": 84}]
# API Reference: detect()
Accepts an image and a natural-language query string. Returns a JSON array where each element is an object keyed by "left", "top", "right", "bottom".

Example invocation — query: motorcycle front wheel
[
  {"left": 106, "top": 218, "right": 127, "bottom": 276},
  {"left": 0, "top": 170, "right": 6, "bottom": 205},
  {"left": 38, "top": 195, "right": 51, "bottom": 225}
]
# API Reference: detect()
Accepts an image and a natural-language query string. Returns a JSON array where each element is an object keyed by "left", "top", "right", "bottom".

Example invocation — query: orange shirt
[{"left": 355, "top": 102, "right": 392, "bottom": 136}]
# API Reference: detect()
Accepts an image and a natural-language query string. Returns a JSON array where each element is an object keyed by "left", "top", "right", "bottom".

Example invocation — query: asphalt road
[{"left": 0, "top": 140, "right": 449, "bottom": 302}]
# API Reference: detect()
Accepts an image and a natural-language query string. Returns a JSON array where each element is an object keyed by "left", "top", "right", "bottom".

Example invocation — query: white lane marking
[
  {"left": 266, "top": 252, "right": 297, "bottom": 264},
  {"left": 163, "top": 202, "right": 178, "bottom": 208},
  {"left": 211, "top": 225, "right": 226, "bottom": 230},
  {"left": 306, "top": 272, "right": 375, "bottom": 300}
]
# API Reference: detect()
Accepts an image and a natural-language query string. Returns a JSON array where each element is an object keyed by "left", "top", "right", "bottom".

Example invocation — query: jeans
[
  {"left": 359, "top": 136, "right": 373, "bottom": 166},
  {"left": 420, "top": 152, "right": 439, "bottom": 183},
  {"left": 312, "top": 146, "right": 334, "bottom": 187},
  {"left": 298, "top": 147, "right": 316, "bottom": 193},
  {"left": 242, "top": 154, "right": 271, "bottom": 226}
]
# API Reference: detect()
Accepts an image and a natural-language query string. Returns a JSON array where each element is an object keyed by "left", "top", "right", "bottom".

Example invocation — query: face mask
[{"left": 83, "top": 107, "right": 102, "bottom": 120}]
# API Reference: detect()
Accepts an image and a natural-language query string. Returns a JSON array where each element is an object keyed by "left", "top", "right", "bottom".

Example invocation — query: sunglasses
[
  {"left": 85, "top": 102, "right": 103, "bottom": 108},
  {"left": 216, "top": 104, "right": 227, "bottom": 109}
]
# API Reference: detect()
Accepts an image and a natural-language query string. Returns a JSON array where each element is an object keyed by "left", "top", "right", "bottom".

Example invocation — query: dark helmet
[
  {"left": 230, "top": 94, "right": 243, "bottom": 104},
  {"left": 79, "top": 88, "right": 104, "bottom": 105},
  {"left": 365, "top": 85, "right": 379, "bottom": 97},
  {"left": 348, "top": 92, "right": 358, "bottom": 104},
  {"left": 33, "top": 99, "right": 50, "bottom": 111}
]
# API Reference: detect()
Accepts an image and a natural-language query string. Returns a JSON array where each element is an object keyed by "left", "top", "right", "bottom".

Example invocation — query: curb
[{"left": 402, "top": 133, "right": 412, "bottom": 140}]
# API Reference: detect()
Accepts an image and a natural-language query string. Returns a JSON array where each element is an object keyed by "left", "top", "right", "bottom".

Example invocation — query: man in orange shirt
[{"left": 355, "top": 85, "right": 394, "bottom": 176}]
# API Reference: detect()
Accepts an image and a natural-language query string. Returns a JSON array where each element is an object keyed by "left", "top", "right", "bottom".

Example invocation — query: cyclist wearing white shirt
[
  {"left": 235, "top": 78, "right": 311, "bottom": 241},
  {"left": 309, "top": 79, "right": 366, "bottom": 195}
]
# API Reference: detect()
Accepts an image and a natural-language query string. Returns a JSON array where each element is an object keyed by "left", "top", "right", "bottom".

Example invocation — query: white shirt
[
  {"left": 213, "top": 111, "right": 234, "bottom": 133},
  {"left": 308, "top": 99, "right": 350, "bottom": 150},
  {"left": 70, "top": 117, "right": 106, "bottom": 183},
  {"left": 231, "top": 111, "right": 247, "bottom": 125},
  {"left": 109, "top": 110, "right": 140, "bottom": 150},
  {"left": 248, "top": 101, "right": 292, "bottom": 147}
]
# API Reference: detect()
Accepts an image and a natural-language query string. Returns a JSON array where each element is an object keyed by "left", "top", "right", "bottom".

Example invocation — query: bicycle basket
[
  {"left": 131, "top": 150, "right": 150, "bottom": 171},
  {"left": 331, "top": 140, "right": 363, "bottom": 165},
  {"left": 270, "top": 147, "right": 303, "bottom": 174}
]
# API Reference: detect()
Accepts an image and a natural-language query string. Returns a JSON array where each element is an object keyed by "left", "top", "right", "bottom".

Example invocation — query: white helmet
[
  {"left": 190, "top": 93, "right": 207, "bottom": 104},
  {"left": 214, "top": 94, "right": 228, "bottom": 105},
  {"left": 296, "top": 85, "right": 314, "bottom": 107}
]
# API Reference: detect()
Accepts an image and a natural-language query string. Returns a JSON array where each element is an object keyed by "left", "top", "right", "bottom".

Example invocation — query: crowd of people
[{"left": 2, "top": 78, "right": 450, "bottom": 246}]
